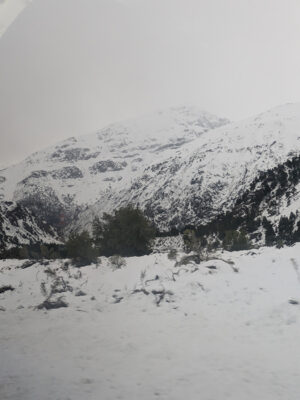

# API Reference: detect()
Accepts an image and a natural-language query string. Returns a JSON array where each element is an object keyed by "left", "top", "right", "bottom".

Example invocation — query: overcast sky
[{"left": 1, "top": 0, "right": 300, "bottom": 166}]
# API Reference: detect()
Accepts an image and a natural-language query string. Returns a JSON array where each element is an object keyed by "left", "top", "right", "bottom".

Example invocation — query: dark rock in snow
[
  {"left": 89, "top": 160, "right": 127, "bottom": 174},
  {"left": 75, "top": 290, "right": 87, "bottom": 297},
  {"left": 51, "top": 166, "right": 83, "bottom": 180},
  {"left": 21, "top": 261, "right": 36, "bottom": 269},
  {"left": 0, "top": 285, "right": 15, "bottom": 294},
  {"left": 36, "top": 297, "right": 69, "bottom": 310},
  {"left": 289, "top": 298, "right": 299, "bottom": 305}
]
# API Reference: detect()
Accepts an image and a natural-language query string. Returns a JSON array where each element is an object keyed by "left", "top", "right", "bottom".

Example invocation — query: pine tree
[
  {"left": 93, "top": 206, "right": 155, "bottom": 257},
  {"left": 66, "top": 230, "right": 97, "bottom": 266},
  {"left": 222, "top": 230, "right": 250, "bottom": 251},
  {"left": 262, "top": 217, "right": 276, "bottom": 246}
]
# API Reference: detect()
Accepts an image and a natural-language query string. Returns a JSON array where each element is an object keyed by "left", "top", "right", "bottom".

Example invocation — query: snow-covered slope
[
  {"left": 0, "top": 201, "right": 59, "bottom": 250},
  {"left": 1, "top": 245, "right": 300, "bottom": 399},
  {"left": 2, "top": 103, "right": 300, "bottom": 239},
  {"left": 0, "top": 106, "right": 228, "bottom": 232},
  {"left": 81, "top": 103, "right": 300, "bottom": 232}
]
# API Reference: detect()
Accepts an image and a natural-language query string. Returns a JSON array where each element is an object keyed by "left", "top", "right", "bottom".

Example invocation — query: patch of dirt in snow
[{"left": 1, "top": 245, "right": 300, "bottom": 399}]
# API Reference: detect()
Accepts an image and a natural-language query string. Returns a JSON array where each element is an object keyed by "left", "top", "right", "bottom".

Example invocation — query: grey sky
[{"left": 1, "top": 0, "right": 300, "bottom": 166}]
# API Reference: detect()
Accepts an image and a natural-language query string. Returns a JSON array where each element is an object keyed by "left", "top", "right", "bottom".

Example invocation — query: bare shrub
[
  {"left": 36, "top": 297, "right": 68, "bottom": 310},
  {"left": 175, "top": 253, "right": 202, "bottom": 267},
  {"left": 109, "top": 255, "right": 126, "bottom": 269},
  {"left": 75, "top": 290, "right": 86, "bottom": 297},
  {"left": 51, "top": 277, "right": 73, "bottom": 294},
  {"left": 40, "top": 282, "right": 47, "bottom": 297},
  {"left": 44, "top": 267, "right": 56, "bottom": 277}
]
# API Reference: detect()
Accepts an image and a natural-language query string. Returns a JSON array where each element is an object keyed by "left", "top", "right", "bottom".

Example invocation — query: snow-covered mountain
[
  {"left": 78, "top": 103, "right": 300, "bottom": 232},
  {"left": 0, "top": 201, "right": 59, "bottom": 250},
  {"left": 0, "top": 106, "right": 228, "bottom": 237},
  {"left": 2, "top": 103, "right": 300, "bottom": 246}
]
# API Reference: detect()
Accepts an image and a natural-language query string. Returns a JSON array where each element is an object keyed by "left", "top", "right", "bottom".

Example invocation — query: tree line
[
  {"left": 1, "top": 206, "right": 156, "bottom": 265},
  {"left": 2, "top": 205, "right": 300, "bottom": 264}
]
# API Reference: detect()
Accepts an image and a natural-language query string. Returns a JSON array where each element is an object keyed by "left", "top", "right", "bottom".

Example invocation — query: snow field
[{"left": 1, "top": 245, "right": 300, "bottom": 399}]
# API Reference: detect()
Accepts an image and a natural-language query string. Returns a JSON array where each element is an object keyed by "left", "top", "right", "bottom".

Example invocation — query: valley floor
[{"left": 1, "top": 245, "right": 300, "bottom": 400}]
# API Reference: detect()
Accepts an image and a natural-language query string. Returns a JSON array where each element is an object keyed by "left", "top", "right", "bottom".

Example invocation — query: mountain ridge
[
  {"left": 76, "top": 103, "right": 300, "bottom": 233},
  {"left": 2, "top": 103, "right": 300, "bottom": 248},
  {"left": 0, "top": 106, "right": 229, "bottom": 242}
]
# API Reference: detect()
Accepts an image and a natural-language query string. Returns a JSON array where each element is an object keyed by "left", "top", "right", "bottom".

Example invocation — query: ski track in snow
[{"left": 1, "top": 244, "right": 300, "bottom": 399}]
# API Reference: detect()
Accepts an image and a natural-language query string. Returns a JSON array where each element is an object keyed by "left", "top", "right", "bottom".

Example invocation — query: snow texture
[
  {"left": 0, "top": 106, "right": 228, "bottom": 234},
  {"left": 67, "top": 103, "right": 300, "bottom": 232},
  {"left": 0, "top": 201, "right": 59, "bottom": 249},
  {"left": 1, "top": 244, "right": 300, "bottom": 399},
  {"left": 2, "top": 103, "right": 300, "bottom": 238}
]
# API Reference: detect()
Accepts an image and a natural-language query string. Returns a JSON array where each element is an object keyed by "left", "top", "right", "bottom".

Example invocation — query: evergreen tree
[
  {"left": 93, "top": 205, "right": 155, "bottom": 257},
  {"left": 293, "top": 220, "right": 300, "bottom": 243},
  {"left": 182, "top": 229, "right": 200, "bottom": 253},
  {"left": 278, "top": 215, "right": 294, "bottom": 245},
  {"left": 222, "top": 230, "right": 250, "bottom": 251},
  {"left": 66, "top": 230, "right": 97, "bottom": 266},
  {"left": 262, "top": 217, "right": 276, "bottom": 246}
]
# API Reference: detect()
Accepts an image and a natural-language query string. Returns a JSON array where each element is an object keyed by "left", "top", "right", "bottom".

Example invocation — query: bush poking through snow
[
  {"left": 44, "top": 267, "right": 57, "bottom": 277},
  {"left": 289, "top": 298, "right": 299, "bottom": 305},
  {"left": 112, "top": 294, "right": 123, "bottom": 303},
  {"left": 50, "top": 277, "right": 73, "bottom": 294},
  {"left": 40, "top": 282, "right": 47, "bottom": 297},
  {"left": 75, "top": 290, "right": 86, "bottom": 297},
  {"left": 21, "top": 260, "right": 36, "bottom": 269},
  {"left": 175, "top": 253, "right": 202, "bottom": 267},
  {"left": 109, "top": 255, "right": 126, "bottom": 269},
  {"left": 36, "top": 297, "right": 68, "bottom": 310},
  {"left": 151, "top": 289, "right": 174, "bottom": 306},
  {"left": 167, "top": 248, "right": 178, "bottom": 260}
]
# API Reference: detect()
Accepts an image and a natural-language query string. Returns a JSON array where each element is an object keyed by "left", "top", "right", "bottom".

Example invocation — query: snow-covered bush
[
  {"left": 167, "top": 248, "right": 178, "bottom": 260},
  {"left": 109, "top": 255, "right": 126, "bottom": 269}
]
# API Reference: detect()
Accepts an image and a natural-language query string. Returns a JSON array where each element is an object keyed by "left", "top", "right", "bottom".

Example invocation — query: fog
[{"left": 1, "top": 0, "right": 300, "bottom": 165}]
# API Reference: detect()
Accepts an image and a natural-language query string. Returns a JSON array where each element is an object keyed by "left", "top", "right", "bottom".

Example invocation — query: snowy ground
[{"left": 1, "top": 245, "right": 300, "bottom": 400}]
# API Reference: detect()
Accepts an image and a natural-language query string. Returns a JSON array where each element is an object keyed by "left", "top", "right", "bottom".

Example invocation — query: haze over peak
[{"left": 2, "top": 0, "right": 300, "bottom": 165}]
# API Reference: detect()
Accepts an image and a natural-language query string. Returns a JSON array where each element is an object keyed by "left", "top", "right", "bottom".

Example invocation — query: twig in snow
[
  {"left": 290, "top": 258, "right": 300, "bottom": 285},
  {"left": 132, "top": 288, "right": 150, "bottom": 295},
  {"left": 145, "top": 275, "right": 159, "bottom": 286}
]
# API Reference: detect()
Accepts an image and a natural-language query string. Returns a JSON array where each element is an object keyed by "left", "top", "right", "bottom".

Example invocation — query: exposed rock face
[
  {"left": 2, "top": 103, "right": 300, "bottom": 247},
  {"left": 74, "top": 103, "right": 300, "bottom": 233},
  {"left": 49, "top": 148, "right": 100, "bottom": 162},
  {"left": 20, "top": 170, "right": 49, "bottom": 185},
  {"left": 0, "top": 107, "right": 228, "bottom": 242},
  {"left": 89, "top": 160, "right": 127, "bottom": 174},
  {"left": 50, "top": 166, "right": 83, "bottom": 180},
  {"left": 0, "top": 202, "right": 59, "bottom": 250}
]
